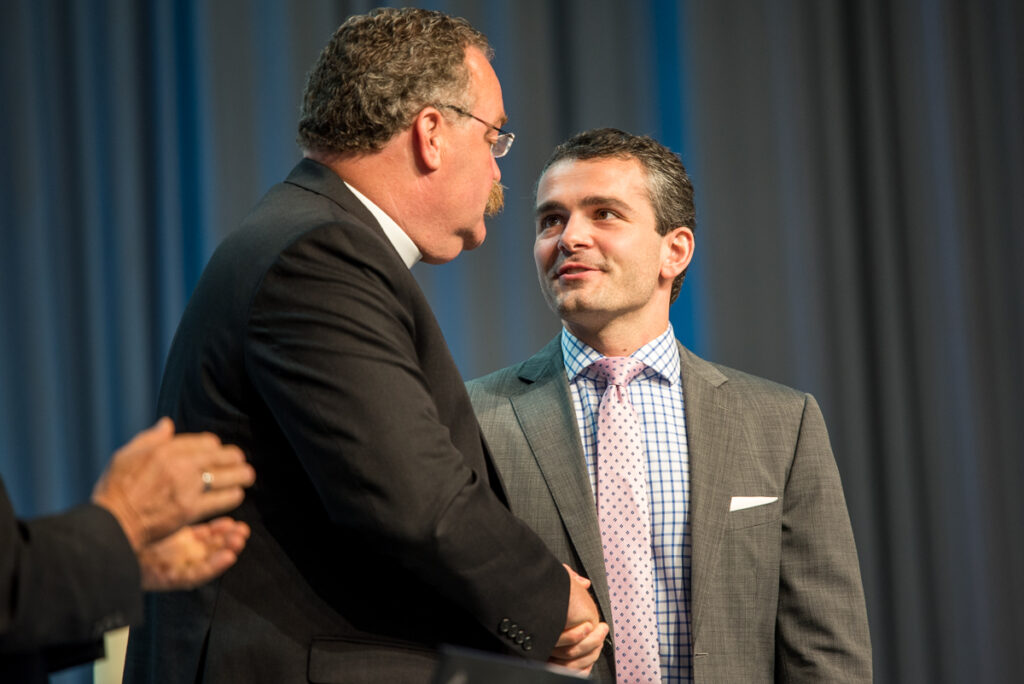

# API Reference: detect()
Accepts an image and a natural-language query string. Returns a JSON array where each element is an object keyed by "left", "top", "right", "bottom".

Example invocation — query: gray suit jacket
[{"left": 467, "top": 337, "right": 871, "bottom": 683}]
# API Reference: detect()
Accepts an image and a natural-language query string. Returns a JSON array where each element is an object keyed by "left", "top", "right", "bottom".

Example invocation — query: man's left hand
[{"left": 138, "top": 516, "right": 251, "bottom": 591}]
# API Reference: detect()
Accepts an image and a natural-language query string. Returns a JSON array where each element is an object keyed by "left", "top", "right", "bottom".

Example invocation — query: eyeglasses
[{"left": 436, "top": 103, "right": 515, "bottom": 158}]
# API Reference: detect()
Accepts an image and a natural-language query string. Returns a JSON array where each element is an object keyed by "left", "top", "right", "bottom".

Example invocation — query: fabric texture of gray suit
[{"left": 467, "top": 336, "right": 872, "bottom": 683}]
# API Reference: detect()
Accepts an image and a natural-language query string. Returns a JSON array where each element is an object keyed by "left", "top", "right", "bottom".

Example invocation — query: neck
[
  {"left": 304, "top": 142, "right": 417, "bottom": 229},
  {"left": 564, "top": 314, "right": 670, "bottom": 357}
]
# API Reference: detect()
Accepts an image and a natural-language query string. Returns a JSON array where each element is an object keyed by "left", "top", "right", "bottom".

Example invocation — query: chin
[
  {"left": 422, "top": 232, "right": 485, "bottom": 265},
  {"left": 462, "top": 223, "right": 487, "bottom": 251},
  {"left": 551, "top": 295, "right": 587, "bottom": 318}
]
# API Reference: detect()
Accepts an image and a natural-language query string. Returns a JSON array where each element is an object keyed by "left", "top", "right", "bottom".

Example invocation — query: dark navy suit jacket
[
  {"left": 125, "top": 159, "right": 567, "bottom": 684},
  {"left": 0, "top": 478, "right": 141, "bottom": 682}
]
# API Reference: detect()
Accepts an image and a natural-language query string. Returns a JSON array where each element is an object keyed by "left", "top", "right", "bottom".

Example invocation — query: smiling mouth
[{"left": 556, "top": 263, "right": 598, "bottom": 277}]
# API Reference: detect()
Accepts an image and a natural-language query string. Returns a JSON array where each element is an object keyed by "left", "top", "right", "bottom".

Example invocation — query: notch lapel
[
  {"left": 510, "top": 340, "right": 612, "bottom": 627},
  {"left": 678, "top": 343, "right": 742, "bottom": 641}
]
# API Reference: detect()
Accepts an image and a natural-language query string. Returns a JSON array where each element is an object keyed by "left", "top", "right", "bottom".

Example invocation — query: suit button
[
  {"left": 515, "top": 630, "right": 526, "bottom": 645},
  {"left": 507, "top": 623, "right": 518, "bottom": 639},
  {"left": 522, "top": 636, "right": 533, "bottom": 651},
  {"left": 498, "top": 618, "right": 511, "bottom": 634}
]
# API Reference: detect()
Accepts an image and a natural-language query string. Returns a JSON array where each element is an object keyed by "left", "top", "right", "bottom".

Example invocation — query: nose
[
  {"left": 491, "top": 154, "right": 501, "bottom": 182},
  {"left": 558, "top": 215, "right": 591, "bottom": 253}
]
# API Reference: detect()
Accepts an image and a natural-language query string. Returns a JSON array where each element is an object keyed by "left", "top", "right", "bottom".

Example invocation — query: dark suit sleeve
[
  {"left": 0, "top": 477, "right": 142, "bottom": 657},
  {"left": 244, "top": 228, "right": 567, "bottom": 658},
  {"left": 775, "top": 395, "right": 872, "bottom": 682}
]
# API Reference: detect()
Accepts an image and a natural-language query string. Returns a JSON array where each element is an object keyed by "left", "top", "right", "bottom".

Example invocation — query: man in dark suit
[
  {"left": 468, "top": 129, "right": 872, "bottom": 682},
  {"left": 125, "top": 8, "right": 605, "bottom": 684},
  {"left": 1, "top": 417, "right": 254, "bottom": 682}
]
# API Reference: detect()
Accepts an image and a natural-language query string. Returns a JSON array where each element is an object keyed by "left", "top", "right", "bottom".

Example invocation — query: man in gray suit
[{"left": 467, "top": 129, "right": 871, "bottom": 682}]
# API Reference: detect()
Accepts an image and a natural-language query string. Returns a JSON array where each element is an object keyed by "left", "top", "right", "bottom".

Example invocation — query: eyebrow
[{"left": 535, "top": 196, "right": 633, "bottom": 215}]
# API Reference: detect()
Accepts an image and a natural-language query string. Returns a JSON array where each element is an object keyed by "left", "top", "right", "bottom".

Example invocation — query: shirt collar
[
  {"left": 560, "top": 324, "right": 681, "bottom": 385},
  {"left": 344, "top": 181, "right": 422, "bottom": 269}
]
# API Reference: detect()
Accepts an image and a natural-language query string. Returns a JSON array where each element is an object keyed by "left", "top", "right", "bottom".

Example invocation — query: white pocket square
[{"left": 729, "top": 496, "right": 778, "bottom": 512}]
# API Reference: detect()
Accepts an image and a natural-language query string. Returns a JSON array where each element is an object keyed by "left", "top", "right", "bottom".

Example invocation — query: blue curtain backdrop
[{"left": 1, "top": 1, "right": 1021, "bottom": 683}]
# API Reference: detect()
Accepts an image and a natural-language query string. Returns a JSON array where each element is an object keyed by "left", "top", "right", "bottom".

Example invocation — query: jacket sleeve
[
  {"left": 775, "top": 395, "right": 872, "bottom": 682},
  {"left": 0, "top": 478, "right": 142, "bottom": 655},
  {"left": 244, "top": 227, "right": 568, "bottom": 659}
]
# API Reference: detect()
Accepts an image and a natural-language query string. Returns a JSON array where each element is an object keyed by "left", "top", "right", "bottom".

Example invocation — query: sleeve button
[{"left": 498, "top": 618, "right": 511, "bottom": 634}]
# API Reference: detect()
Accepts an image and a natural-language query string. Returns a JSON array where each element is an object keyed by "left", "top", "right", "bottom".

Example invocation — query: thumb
[{"left": 563, "top": 563, "right": 592, "bottom": 587}]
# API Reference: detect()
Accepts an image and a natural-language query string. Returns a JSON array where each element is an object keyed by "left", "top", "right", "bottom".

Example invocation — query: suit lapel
[
  {"left": 504, "top": 339, "right": 741, "bottom": 641},
  {"left": 678, "top": 343, "right": 741, "bottom": 641},
  {"left": 510, "top": 339, "right": 613, "bottom": 626}
]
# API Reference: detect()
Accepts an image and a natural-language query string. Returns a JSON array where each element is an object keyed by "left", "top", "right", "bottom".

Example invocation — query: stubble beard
[{"left": 540, "top": 276, "right": 591, "bottom": 321}]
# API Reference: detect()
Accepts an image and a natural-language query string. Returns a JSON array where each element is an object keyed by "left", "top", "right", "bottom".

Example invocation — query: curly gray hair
[{"left": 297, "top": 8, "right": 492, "bottom": 154}]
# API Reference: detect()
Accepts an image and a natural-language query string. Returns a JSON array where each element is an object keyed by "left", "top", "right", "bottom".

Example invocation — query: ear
[
  {"left": 660, "top": 226, "right": 695, "bottom": 280},
  {"left": 412, "top": 107, "right": 445, "bottom": 172}
]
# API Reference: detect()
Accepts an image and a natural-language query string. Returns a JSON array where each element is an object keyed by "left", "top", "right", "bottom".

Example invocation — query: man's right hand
[{"left": 549, "top": 564, "right": 610, "bottom": 673}]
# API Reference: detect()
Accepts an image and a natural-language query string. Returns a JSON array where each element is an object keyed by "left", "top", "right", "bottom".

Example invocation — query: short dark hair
[
  {"left": 297, "top": 8, "right": 491, "bottom": 154},
  {"left": 539, "top": 128, "right": 696, "bottom": 302}
]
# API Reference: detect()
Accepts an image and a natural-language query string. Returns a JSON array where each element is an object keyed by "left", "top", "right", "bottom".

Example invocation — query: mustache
[{"left": 485, "top": 181, "right": 505, "bottom": 216}]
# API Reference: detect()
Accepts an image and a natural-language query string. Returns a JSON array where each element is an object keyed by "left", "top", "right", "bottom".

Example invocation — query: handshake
[{"left": 552, "top": 565, "right": 610, "bottom": 674}]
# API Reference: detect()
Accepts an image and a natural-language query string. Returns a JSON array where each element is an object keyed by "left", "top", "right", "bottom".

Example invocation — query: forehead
[
  {"left": 536, "top": 157, "right": 650, "bottom": 206},
  {"left": 465, "top": 46, "right": 505, "bottom": 123}
]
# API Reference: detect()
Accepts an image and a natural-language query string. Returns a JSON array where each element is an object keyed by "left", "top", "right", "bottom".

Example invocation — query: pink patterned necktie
[{"left": 592, "top": 357, "right": 662, "bottom": 683}]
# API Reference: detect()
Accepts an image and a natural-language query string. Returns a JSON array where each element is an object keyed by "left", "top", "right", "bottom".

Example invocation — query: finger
[
  {"left": 552, "top": 652, "right": 600, "bottom": 671},
  {"left": 554, "top": 621, "right": 592, "bottom": 649},
  {"left": 203, "top": 516, "right": 246, "bottom": 534},
  {"left": 159, "top": 433, "right": 226, "bottom": 460},
  {"left": 206, "top": 444, "right": 248, "bottom": 467},
  {"left": 203, "top": 463, "right": 256, "bottom": 489},
  {"left": 188, "top": 519, "right": 249, "bottom": 552},
  {"left": 220, "top": 530, "right": 249, "bottom": 553},
  {"left": 563, "top": 563, "right": 591, "bottom": 588},
  {"left": 551, "top": 622, "right": 608, "bottom": 664},
  {"left": 207, "top": 519, "right": 251, "bottom": 545},
  {"left": 202, "top": 519, "right": 251, "bottom": 553},
  {"left": 191, "top": 488, "right": 246, "bottom": 522}
]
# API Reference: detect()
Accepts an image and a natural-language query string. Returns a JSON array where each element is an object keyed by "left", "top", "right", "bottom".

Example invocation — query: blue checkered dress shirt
[{"left": 561, "top": 325, "right": 693, "bottom": 683}]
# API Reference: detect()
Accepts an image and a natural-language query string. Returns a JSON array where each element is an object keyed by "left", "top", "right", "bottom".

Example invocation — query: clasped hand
[{"left": 551, "top": 564, "right": 610, "bottom": 674}]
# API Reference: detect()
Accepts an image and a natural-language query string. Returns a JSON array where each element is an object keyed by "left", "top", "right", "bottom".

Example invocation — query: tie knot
[{"left": 590, "top": 356, "right": 647, "bottom": 386}]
